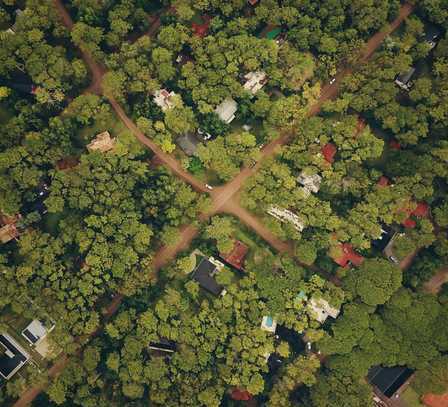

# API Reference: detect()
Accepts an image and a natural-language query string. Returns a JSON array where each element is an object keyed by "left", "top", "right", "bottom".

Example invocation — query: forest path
[
  {"left": 423, "top": 268, "right": 448, "bottom": 294},
  {"left": 12, "top": 2, "right": 414, "bottom": 406}
]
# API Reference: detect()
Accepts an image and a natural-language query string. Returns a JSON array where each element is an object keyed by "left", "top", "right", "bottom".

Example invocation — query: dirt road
[{"left": 423, "top": 268, "right": 448, "bottom": 294}]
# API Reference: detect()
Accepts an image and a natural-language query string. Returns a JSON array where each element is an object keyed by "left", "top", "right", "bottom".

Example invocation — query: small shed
[{"left": 87, "top": 131, "right": 116, "bottom": 153}]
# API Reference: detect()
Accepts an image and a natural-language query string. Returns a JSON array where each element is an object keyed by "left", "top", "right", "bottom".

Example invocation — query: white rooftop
[
  {"left": 215, "top": 97, "right": 238, "bottom": 124},
  {"left": 243, "top": 71, "right": 267, "bottom": 96},
  {"left": 267, "top": 206, "right": 305, "bottom": 232},
  {"left": 153, "top": 89, "right": 177, "bottom": 111},
  {"left": 308, "top": 297, "right": 340, "bottom": 323},
  {"left": 22, "top": 319, "right": 54, "bottom": 345},
  {"left": 297, "top": 171, "right": 322, "bottom": 194}
]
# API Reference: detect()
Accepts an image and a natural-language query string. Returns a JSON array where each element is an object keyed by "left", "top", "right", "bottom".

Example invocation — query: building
[
  {"left": 243, "top": 71, "right": 268, "bottom": 96},
  {"left": 176, "top": 133, "right": 200, "bottom": 156},
  {"left": 22, "top": 320, "right": 54, "bottom": 346},
  {"left": 260, "top": 316, "right": 277, "bottom": 333},
  {"left": 192, "top": 256, "right": 225, "bottom": 296},
  {"left": 219, "top": 240, "right": 249, "bottom": 271},
  {"left": 395, "top": 68, "right": 416, "bottom": 91},
  {"left": 148, "top": 338, "right": 176, "bottom": 353},
  {"left": 153, "top": 89, "right": 177, "bottom": 111},
  {"left": 267, "top": 206, "right": 305, "bottom": 232},
  {"left": 297, "top": 170, "right": 322, "bottom": 194},
  {"left": 308, "top": 297, "right": 340, "bottom": 323},
  {"left": 367, "top": 365, "right": 414, "bottom": 399},
  {"left": 330, "top": 243, "right": 364, "bottom": 268},
  {"left": 265, "top": 26, "right": 282, "bottom": 41},
  {"left": 215, "top": 98, "right": 238, "bottom": 124},
  {"left": 400, "top": 202, "right": 430, "bottom": 229},
  {"left": 321, "top": 143, "right": 337, "bottom": 164},
  {"left": 0, "top": 333, "right": 29, "bottom": 380},
  {"left": 377, "top": 176, "right": 391, "bottom": 188},
  {"left": 372, "top": 225, "right": 396, "bottom": 252},
  {"left": 87, "top": 131, "right": 116, "bottom": 153},
  {"left": 422, "top": 25, "right": 441, "bottom": 50},
  {"left": 191, "top": 16, "right": 211, "bottom": 38},
  {"left": 0, "top": 223, "right": 18, "bottom": 244}
]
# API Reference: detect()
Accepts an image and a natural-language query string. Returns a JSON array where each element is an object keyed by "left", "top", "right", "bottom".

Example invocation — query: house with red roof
[
  {"left": 220, "top": 240, "right": 249, "bottom": 271},
  {"left": 248, "top": 0, "right": 259, "bottom": 5},
  {"left": 230, "top": 388, "right": 252, "bottom": 401},
  {"left": 321, "top": 143, "right": 337, "bottom": 164},
  {"left": 377, "top": 176, "right": 391, "bottom": 188},
  {"left": 389, "top": 139, "right": 401, "bottom": 150},
  {"left": 330, "top": 243, "right": 364, "bottom": 268},
  {"left": 400, "top": 202, "right": 430, "bottom": 229},
  {"left": 192, "top": 16, "right": 211, "bottom": 38}
]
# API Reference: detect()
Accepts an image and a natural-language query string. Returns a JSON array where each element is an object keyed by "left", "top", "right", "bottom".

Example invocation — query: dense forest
[{"left": 0, "top": 0, "right": 447, "bottom": 406}]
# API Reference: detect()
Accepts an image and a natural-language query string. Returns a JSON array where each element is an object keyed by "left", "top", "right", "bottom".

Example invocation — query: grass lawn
[{"left": 401, "top": 386, "right": 425, "bottom": 407}]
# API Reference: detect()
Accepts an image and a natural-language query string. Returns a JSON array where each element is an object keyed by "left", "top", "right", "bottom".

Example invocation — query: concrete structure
[
  {"left": 243, "top": 71, "right": 267, "bottom": 96},
  {"left": 153, "top": 89, "right": 177, "bottom": 111},
  {"left": 267, "top": 206, "right": 304, "bottom": 232},
  {"left": 215, "top": 98, "right": 238, "bottom": 124},
  {"left": 0, "top": 333, "right": 29, "bottom": 380},
  {"left": 87, "top": 131, "right": 116, "bottom": 153},
  {"left": 297, "top": 171, "right": 322, "bottom": 194},
  {"left": 260, "top": 316, "right": 277, "bottom": 333},
  {"left": 308, "top": 297, "right": 340, "bottom": 323}
]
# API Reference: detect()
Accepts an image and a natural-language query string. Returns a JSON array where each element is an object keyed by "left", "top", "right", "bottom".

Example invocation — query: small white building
[
  {"left": 297, "top": 171, "right": 322, "bottom": 194},
  {"left": 308, "top": 297, "right": 340, "bottom": 323},
  {"left": 153, "top": 89, "right": 177, "bottom": 111},
  {"left": 267, "top": 206, "right": 305, "bottom": 232},
  {"left": 260, "top": 316, "right": 277, "bottom": 333},
  {"left": 87, "top": 131, "right": 116, "bottom": 153},
  {"left": 22, "top": 320, "right": 54, "bottom": 346},
  {"left": 243, "top": 71, "right": 267, "bottom": 96},
  {"left": 215, "top": 97, "right": 238, "bottom": 124}
]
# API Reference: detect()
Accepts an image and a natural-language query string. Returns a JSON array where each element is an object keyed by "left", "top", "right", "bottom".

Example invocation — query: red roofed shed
[
  {"left": 389, "top": 139, "right": 401, "bottom": 150},
  {"left": 192, "top": 16, "right": 211, "bottom": 38},
  {"left": 331, "top": 243, "right": 364, "bottom": 268},
  {"left": 231, "top": 388, "right": 253, "bottom": 401},
  {"left": 321, "top": 143, "right": 337, "bottom": 164},
  {"left": 377, "top": 176, "right": 390, "bottom": 188},
  {"left": 220, "top": 240, "right": 249, "bottom": 271}
]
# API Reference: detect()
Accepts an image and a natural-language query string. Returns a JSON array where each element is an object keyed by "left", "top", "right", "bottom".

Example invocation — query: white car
[
  {"left": 205, "top": 184, "right": 213, "bottom": 190},
  {"left": 329, "top": 77, "right": 336, "bottom": 84}
]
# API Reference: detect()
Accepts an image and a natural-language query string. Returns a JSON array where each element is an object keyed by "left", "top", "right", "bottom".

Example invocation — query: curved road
[{"left": 12, "top": 2, "right": 414, "bottom": 406}]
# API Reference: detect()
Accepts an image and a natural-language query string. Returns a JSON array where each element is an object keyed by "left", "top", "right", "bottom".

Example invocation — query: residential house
[
  {"left": 260, "top": 316, "right": 277, "bottom": 333},
  {"left": 367, "top": 365, "right": 414, "bottom": 399},
  {"left": 395, "top": 68, "right": 416, "bottom": 91},
  {"left": 192, "top": 256, "right": 226, "bottom": 296},
  {"left": 215, "top": 98, "right": 238, "bottom": 124},
  {"left": 247, "top": 0, "right": 259, "bottom": 5},
  {"left": 148, "top": 338, "right": 176, "bottom": 354},
  {"left": 297, "top": 170, "right": 322, "bottom": 194},
  {"left": 176, "top": 133, "right": 201, "bottom": 156},
  {"left": 400, "top": 202, "right": 429, "bottom": 229},
  {"left": 0, "top": 224, "right": 18, "bottom": 244},
  {"left": 330, "top": 243, "right": 364, "bottom": 268},
  {"left": 321, "top": 143, "right": 337, "bottom": 164},
  {"left": 422, "top": 25, "right": 441, "bottom": 50},
  {"left": 372, "top": 225, "right": 396, "bottom": 252},
  {"left": 243, "top": 71, "right": 268, "bottom": 96},
  {"left": 22, "top": 320, "right": 54, "bottom": 346},
  {"left": 0, "top": 333, "right": 29, "bottom": 380},
  {"left": 87, "top": 131, "right": 116, "bottom": 153},
  {"left": 219, "top": 240, "right": 249, "bottom": 271},
  {"left": 308, "top": 297, "right": 340, "bottom": 324},
  {"left": 267, "top": 206, "right": 305, "bottom": 232},
  {"left": 153, "top": 89, "right": 177, "bottom": 111}
]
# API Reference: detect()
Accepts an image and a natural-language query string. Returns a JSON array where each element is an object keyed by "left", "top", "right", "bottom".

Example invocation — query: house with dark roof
[
  {"left": 176, "top": 133, "right": 201, "bottom": 156},
  {"left": 372, "top": 225, "right": 396, "bottom": 252},
  {"left": 422, "top": 24, "right": 442, "bottom": 50},
  {"left": 192, "top": 256, "right": 225, "bottom": 296},
  {"left": 0, "top": 333, "right": 29, "bottom": 380},
  {"left": 219, "top": 240, "right": 249, "bottom": 271},
  {"left": 395, "top": 68, "right": 416, "bottom": 91},
  {"left": 148, "top": 338, "right": 176, "bottom": 354},
  {"left": 367, "top": 366, "right": 414, "bottom": 399}
]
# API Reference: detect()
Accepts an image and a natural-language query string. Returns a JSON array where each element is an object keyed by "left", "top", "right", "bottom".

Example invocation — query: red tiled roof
[
  {"left": 422, "top": 392, "right": 448, "bottom": 407},
  {"left": 231, "top": 388, "right": 252, "bottom": 401},
  {"left": 248, "top": 0, "right": 259, "bottom": 5},
  {"left": 377, "top": 176, "right": 390, "bottom": 187},
  {"left": 400, "top": 202, "right": 429, "bottom": 228},
  {"left": 389, "top": 139, "right": 401, "bottom": 150},
  {"left": 221, "top": 240, "right": 249, "bottom": 271},
  {"left": 321, "top": 143, "right": 337, "bottom": 164},
  {"left": 331, "top": 243, "right": 364, "bottom": 268},
  {"left": 192, "top": 16, "right": 211, "bottom": 38}
]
